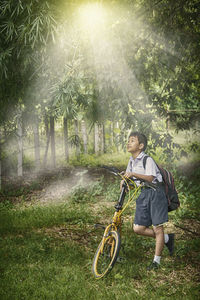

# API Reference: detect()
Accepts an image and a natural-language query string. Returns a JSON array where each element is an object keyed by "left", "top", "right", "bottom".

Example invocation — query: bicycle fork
[{"left": 99, "top": 211, "right": 122, "bottom": 254}]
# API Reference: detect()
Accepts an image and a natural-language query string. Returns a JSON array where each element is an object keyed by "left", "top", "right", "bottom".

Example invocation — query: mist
[{"left": 1, "top": 0, "right": 199, "bottom": 189}]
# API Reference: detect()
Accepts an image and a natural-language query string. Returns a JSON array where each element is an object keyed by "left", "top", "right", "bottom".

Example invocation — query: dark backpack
[{"left": 143, "top": 156, "right": 180, "bottom": 212}]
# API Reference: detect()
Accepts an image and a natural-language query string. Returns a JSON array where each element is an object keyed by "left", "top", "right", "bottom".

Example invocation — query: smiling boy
[{"left": 121, "top": 132, "right": 174, "bottom": 270}]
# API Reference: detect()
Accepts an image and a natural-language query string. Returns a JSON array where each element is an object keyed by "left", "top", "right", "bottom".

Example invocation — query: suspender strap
[{"left": 143, "top": 155, "right": 149, "bottom": 169}]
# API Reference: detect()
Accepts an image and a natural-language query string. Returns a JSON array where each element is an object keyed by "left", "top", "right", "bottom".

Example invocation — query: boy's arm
[{"left": 124, "top": 171, "right": 154, "bottom": 183}]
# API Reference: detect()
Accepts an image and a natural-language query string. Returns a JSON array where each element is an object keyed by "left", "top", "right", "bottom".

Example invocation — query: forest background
[{"left": 0, "top": 0, "right": 200, "bottom": 299}]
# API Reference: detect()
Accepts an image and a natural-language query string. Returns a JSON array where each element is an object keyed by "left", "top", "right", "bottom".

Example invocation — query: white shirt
[{"left": 126, "top": 152, "right": 162, "bottom": 186}]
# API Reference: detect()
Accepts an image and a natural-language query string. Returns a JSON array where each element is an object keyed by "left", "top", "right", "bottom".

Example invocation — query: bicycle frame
[{"left": 99, "top": 179, "right": 142, "bottom": 255}]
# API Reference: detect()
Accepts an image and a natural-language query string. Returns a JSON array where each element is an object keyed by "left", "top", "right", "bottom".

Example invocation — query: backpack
[{"left": 143, "top": 156, "right": 180, "bottom": 212}]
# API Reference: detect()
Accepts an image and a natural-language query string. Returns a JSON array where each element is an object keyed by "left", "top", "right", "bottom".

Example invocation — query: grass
[
  {"left": 0, "top": 202, "right": 97, "bottom": 235},
  {"left": 0, "top": 220, "right": 199, "bottom": 300},
  {"left": 0, "top": 168, "right": 200, "bottom": 299}
]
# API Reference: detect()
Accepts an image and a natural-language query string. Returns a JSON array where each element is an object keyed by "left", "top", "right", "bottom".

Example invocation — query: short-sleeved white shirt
[{"left": 126, "top": 151, "right": 162, "bottom": 186}]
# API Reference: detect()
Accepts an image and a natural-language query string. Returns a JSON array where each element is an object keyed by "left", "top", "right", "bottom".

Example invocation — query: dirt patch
[
  {"left": 0, "top": 166, "right": 112, "bottom": 204},
  {"left": 37, "top": 224, "right": 101, "bottom": 251}
]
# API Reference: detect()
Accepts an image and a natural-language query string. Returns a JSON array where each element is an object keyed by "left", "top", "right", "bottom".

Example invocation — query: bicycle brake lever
[
  {"left": 94, "top": 223, "right": 106, "bottom": 230},
  {"left": 115, "top": 203, "right": 122, "bottom": 210}
]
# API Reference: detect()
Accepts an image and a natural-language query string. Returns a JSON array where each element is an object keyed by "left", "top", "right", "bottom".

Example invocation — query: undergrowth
[{"left": 0, "top": 161, "right": 200, "bottom": 300}]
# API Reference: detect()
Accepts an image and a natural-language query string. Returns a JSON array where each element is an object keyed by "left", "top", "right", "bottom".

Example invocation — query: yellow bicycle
[{"left": 92, "top": 166, "right": 156, "bottom": 279}]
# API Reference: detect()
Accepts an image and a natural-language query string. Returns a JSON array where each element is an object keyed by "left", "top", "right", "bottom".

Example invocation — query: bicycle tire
[{"left": 92, "top": 230, "right": 121, "bottom": 279}]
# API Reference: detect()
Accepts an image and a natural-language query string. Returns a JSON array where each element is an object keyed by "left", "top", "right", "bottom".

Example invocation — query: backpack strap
[
  {"left": 143, "top": 155, "right": 149, "bottom": 169},
  {"left": 143, "top": 155, "right": 159, "bottom": 183}
]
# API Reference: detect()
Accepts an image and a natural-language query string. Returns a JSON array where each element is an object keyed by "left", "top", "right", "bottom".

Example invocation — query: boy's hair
[{"left": 129, "top": 132, "right": 147, "bottom": 151}]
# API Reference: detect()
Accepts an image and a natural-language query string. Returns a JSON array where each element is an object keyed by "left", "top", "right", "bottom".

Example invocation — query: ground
[{"left": 0, "top": 166, "right": 199, "bottom": 299}]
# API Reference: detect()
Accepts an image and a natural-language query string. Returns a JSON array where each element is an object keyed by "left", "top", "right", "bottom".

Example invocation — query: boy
[{"left": 121, "top": 132, "right": 174, "bottom": 270}]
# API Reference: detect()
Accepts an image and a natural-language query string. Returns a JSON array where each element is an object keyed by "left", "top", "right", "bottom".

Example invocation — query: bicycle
[{"left": 92, "top": 165, "right": 157, "bottom": 279}]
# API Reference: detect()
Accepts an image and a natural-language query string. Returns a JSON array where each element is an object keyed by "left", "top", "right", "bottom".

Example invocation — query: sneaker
[
  {"left": 116, "top": 256, "right": 125, "bottom": 263},
  {"left": 165, "top": 233, "right": 175, "bottom": 256},
  {"left": 147, "top": 261, "right": 160, "bottom": 271}
]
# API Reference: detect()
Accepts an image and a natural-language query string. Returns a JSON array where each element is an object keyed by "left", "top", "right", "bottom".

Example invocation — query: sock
[
  {"left": 164, "top": 234, "right": 169, "bottom": 244},
  {"left": 153, "top": 255, "right": 161, "bottom": 264}
]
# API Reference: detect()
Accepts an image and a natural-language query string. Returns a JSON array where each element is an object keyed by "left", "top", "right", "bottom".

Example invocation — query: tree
[
  {"left": 0, "top": 0, "right": 199, "bottom": 182},
  {"left": 33, "top": 114, "right": 41, "bottom": 172},
  {"left": 81, "top": 120, "right": 88, "bottom": 154},
  {"left": 131, "top": 0, "right": 200, "bottom": 130},
  {"left": 50, "top": 116, "right": 56, "bottom": 168},
  {"left": 63, "top": 117, "right": 69, "bottom": 162},
  {"left": 17, "top": 110, "right": 23, "bottom": 177},
  {"left": 0, "top": 130, "right": 2, "bottom": 190},
  {"left": 0, "top": 0, "right": 58, "bottom": 118}
]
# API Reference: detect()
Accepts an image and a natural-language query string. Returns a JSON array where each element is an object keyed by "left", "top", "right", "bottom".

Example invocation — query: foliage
[
  {"left": 0, "top": 0, "right": 58, "bottom": 125},
  {"left": 173, "top": 172, "right": 200, "bottom": 221},
  {"left": 1, "top": 0, "right": 199, "bottom": 130},
  {"left": 147, "top": 132, "right": 182, "bottom": 166},
  {"left": 0, "top": 0, "right": 200, "bottom": 187},
  {"left": 104, "top": 178, "right": 120, "bottom": 202},
  {"left": 69, "top": 178, "right": 104, "bottom": 203},
  {"left": 141, "top": 0, "right": 200, "bottom": 130},
  {"left": 68, "top": 152, "right": 130, "bottom": 168}
]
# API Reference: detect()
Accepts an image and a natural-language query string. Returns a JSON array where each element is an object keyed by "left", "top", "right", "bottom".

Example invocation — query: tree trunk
[
  {"left": 74, "top": 119, "right": 80, "bottom": 158},
  {"left": 102, "top": 123, "right": 106, "bottom": 153},
  {"left": 0, "top": 130, "right": 2, "bottom": 190},
  {"left": 94, "top": 123, "right": 99, "bottom": 153},
  {"left": 109, "top": 122, "right": 114, "bottom": 148},
  {"left": 50, "top": 116, "right": 56, "bottom": 168},
  {"left": 33, "top": 115, "right": 40, "bottom": 171},
  {"left": 166, "top": 115, "right": 170, "bottom": 131},
  {"left": 63, "top": 117, "right": 69, "bottom": 162},
  {"left": 43, "top": 131, "right": 50, "bottom": 168},
  {"left": 44, "top": 114, "right": 49, "bottom": 138},
  {"left": 99, "top": 123, "right": 105, "bottom": 154},
  {"left": 166, "top": 107, "right": 170, "bottom": 132},
  {"left": 81, "top": 120, "right": 88, "bottom": 154},
  {"left": 17, "top": 114, "right": 23, "bottom": 177},
  {"left": 43, "top": 115, "right": 49, "bottom": 167},
  {"left": 43, "top": 116, "right": 50, "bottom": 168},
  {"left": 115, "top": 121, "right": 119, "bottom": 152}
]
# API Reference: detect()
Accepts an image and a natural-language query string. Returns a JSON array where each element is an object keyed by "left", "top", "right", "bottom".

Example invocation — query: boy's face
[{"left": 127, "top": 135, "right": 144, "bottom": 154}]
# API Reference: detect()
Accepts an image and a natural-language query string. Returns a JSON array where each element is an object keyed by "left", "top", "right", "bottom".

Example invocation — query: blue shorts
[{"left": 134, "top": 187, "right": 168, "bottom": 227}]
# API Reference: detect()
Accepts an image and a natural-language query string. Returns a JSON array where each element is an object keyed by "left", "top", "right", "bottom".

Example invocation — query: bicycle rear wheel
[{"left": 92, "top": 230, "right": 121, "bottom": 279}]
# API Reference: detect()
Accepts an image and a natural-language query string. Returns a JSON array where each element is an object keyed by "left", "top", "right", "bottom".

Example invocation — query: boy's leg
[
  {"left": 133, "top": 225, "right": 164, "bottom": 256},
  {"left": 133, "top": 225, "right": 155, "bottom": 237},
  {"left": 133, "top": 224, "right": 165, "bottom": 255},
  {"left": 145, "top": 225, "right": 165, "bottom": 270},
  {"left": 153, "top": 225, "right": 164, "bottom": 256},
  {"left": 134, "top": 224, "right": 166, "bottom": 269}
]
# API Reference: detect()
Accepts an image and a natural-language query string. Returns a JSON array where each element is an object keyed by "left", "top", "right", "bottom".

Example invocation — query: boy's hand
[
  {"left": 124, "top": 172, "right": 133, "bottom": 178},
  {"left": 120, "top": 180, "right": 124, "bottom": 191}
]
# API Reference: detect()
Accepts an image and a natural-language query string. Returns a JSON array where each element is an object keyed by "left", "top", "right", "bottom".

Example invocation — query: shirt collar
[{"left": 130, "top": 151, "right": 145, "bottom": 162}]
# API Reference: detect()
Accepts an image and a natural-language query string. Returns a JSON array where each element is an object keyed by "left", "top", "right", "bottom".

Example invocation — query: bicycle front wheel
[{"left": 92, "top": 230, "right": 121, "bottom": 279}]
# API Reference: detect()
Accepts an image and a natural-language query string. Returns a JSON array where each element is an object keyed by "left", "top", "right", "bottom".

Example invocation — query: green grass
[
  {"left": 0, "top": 221, "right": 199, "bottom": 300},
  {"left": 0, "top": 201, "right": 97, "bottom": 235},
  {"left": 0, "top": 172, "right": 200, "bottom": 300}
]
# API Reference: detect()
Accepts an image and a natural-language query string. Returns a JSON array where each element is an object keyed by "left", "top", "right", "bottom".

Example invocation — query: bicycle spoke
[{"left": 92, "top": 231, "right": 121, "bottom": 279}]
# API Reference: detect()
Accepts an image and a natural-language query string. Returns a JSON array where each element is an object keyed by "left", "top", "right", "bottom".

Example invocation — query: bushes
[
  {"left": 68, "top": 152, "right": 129, "bottom": 169},
  {"left": 171, "top": 168, "right": 200, "bottom": 221},
  {"left": 69, "top": 177, "right": 104, "bottom": 203}
]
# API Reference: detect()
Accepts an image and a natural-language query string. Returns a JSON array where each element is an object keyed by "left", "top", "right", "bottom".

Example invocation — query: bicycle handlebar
[
  {"left": 101, "top": 165, "right": 157, "bottom": 190},
  {"left": 101, "top": 165, "right": 121, "bottom": 176}
]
